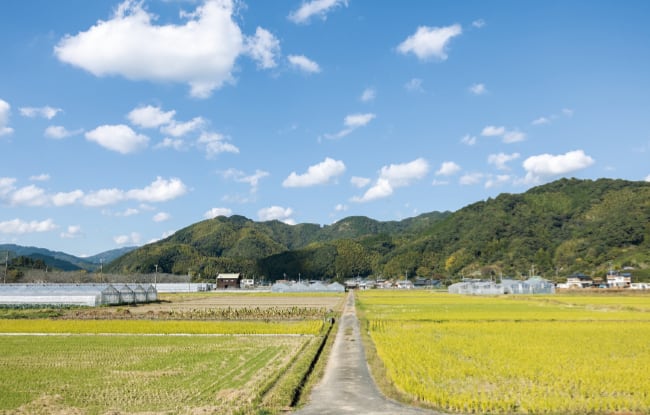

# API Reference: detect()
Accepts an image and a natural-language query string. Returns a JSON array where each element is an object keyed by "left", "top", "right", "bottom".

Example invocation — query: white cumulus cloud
[
  {"left": 61, "top": 225, "right": 83, "bottom": 239},
  {"left": 8, "top": 185, "right": 48, "bottom": 207},
  {"left": 481, "top": 125, "right": 506, "bottom": 136},
  {"left": 258, "top": 206, "right": 295, "bottom": 224},
  {"left": 288, "top": 54, "right": 321, "bottom": 73},
  {"left": 436, "top": 161, "right": 461, "bottom": 176},
  {"left": 52, "top": 190, "right": 84, "bottom": 206},
  {"left": 82, "top": 188, "right": 126, "bottom": 207},
  {"left": 353, "top": 158, "right": 429, "bottom": 202},
  {"left": 288, "top": 0, "right": 347, "bottom": 24},
  {"left": 127, "top": 105, "right": 176, "bottom": 129},
  {"left": 0, "top": 99, "right": 14, "bottom": 136},
  {"left": 283, "top": 157, "right": 346, "bottom": 187},
  {"left": 523, "top": 150, "right": 595, "bottom": 183},
  {"left": 54, "top": 0, "right": 245, "bottom": 98},
  {"left": 397, "top": 24, "right": 462, "bottom": 61},
  {"left": 85, "top": 124, "right": 149, "bottom": 154},
  {"left": 204, "top": 207, "right": 233, "bottom": 219},
  {"left": 126, "top": 177, "right": 187, "bottom": 203},
  {"left": 0, "top": 218, "right": 57, "bottom": 234}
]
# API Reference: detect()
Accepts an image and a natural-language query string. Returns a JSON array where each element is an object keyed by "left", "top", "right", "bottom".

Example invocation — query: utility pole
[{"left": 154, "top": 264, "right": 158, "bottom": 288}]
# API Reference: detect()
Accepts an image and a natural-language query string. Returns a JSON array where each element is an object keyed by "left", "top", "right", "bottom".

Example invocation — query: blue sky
[{"left": 1, "top": 0, "right": 649, "bottom": 257}]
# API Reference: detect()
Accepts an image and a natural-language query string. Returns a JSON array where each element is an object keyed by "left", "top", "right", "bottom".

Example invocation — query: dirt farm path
[{"left": 292, "top": 291, "right": 442, "bottom": 415}]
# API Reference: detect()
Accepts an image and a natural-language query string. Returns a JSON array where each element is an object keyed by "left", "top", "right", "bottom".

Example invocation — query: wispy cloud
[
  {"left": 360, "top": 87, "right": 376, "bottom": 102},
  {"left": 44, "top": 125, "right": 83, "bottom": 139},
  {"left": 472, "top": 19, "right": 486, "bottom": 29},
  {"left": 288, "top": 0, "right": 348, "bottom": 24},
  {"left": 221, "top": 168, "right": 269, "bottom": 192},
  {"left": 488, "top": 152, "right": 520, "bottom": 170},
  {"left": 481, "top": 125, "right": 526, "bottom": 143},
  {"left": 288, "top": 54, "right": 321, "bottom": 73},
  {"left": 323, "top": 113, "right": 376, "bottom": 140},
  {"left": 460, "top": 134, "right": 477, "bottom": 146},
  {"left": 20, "top": 105, "right": 62, "bottom": 119},
  {"left": 404, "top": 78, "right": 424, "bottom": 93},
  {"left": 468, "top": 83, "right": 487, "bottom": 95}
]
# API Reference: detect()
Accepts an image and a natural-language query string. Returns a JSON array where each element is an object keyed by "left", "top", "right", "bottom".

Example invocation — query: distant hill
[
  {"left": 83, "top": 246, "right": 138, "bottom": 265},
  {"left": 0, "top": 244, "right": 137, "bottom": 272},
  {"left": 107, "top": 178, "right": 650, "bottom": 282}
]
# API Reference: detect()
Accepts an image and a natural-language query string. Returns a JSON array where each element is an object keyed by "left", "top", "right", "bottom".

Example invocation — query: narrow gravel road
[{"left": 292, "top": 291, "right": 442, "bottom": 415}]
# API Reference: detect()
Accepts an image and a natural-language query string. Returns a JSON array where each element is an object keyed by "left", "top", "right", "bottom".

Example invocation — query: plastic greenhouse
[
  {"left": 448, "top": 277, "right": 554, "bottom": 295},
  {"left": 0, "top": 283, "right": 158, "bottom": 307},
  {"left": 271, "top": 281, "right": 345, "bottom": 293}
]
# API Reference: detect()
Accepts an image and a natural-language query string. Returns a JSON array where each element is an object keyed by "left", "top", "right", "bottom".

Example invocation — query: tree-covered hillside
[{"left": 107, "top": 178, "right": 650, "bottom": 282}]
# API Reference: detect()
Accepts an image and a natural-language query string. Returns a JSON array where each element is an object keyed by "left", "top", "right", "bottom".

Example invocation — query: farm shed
[{"left": 217, "top": 273, "right": 241, "bottom": 289}]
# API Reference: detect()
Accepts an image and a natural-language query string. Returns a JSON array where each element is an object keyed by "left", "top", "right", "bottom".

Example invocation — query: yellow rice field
[{"left": 358, "top": 290, "right": 650, "bottom": 414}]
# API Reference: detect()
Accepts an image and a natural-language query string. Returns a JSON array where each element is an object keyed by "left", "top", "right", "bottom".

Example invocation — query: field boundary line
[{"left": 0, "top": 332, "right": 316, "bottom": 337}]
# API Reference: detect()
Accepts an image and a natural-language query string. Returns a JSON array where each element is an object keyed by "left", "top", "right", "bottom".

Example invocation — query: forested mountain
[
  {"left": 107, "top": 178, "right": 650, "bottom": 282},
  {"left": 0, "top": 244, "right": 137, "bottom": 272}
]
